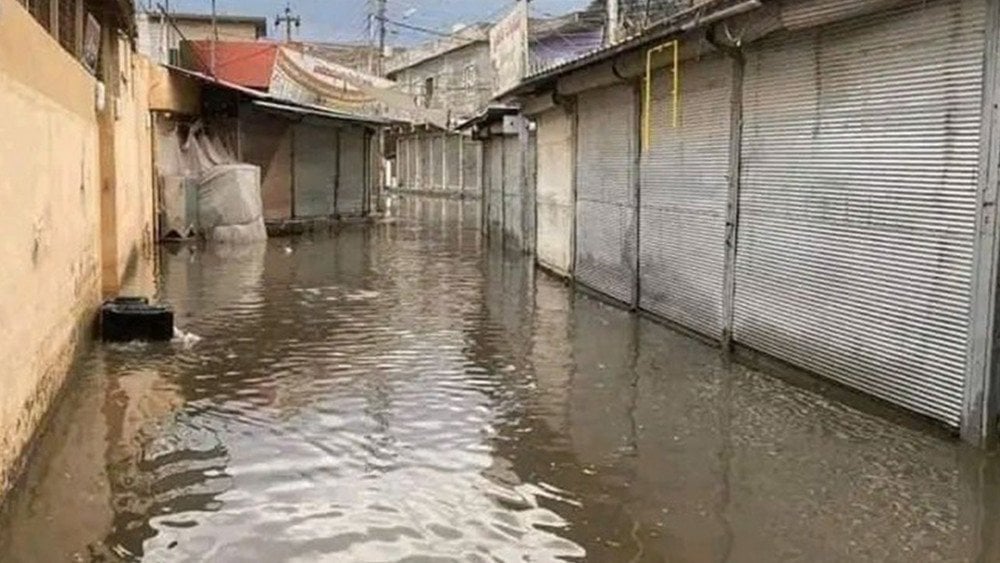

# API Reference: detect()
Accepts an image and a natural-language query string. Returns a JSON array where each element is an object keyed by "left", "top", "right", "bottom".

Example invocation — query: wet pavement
[{"left": 3, "top": 197, "right": 1000, "bottom": 562}]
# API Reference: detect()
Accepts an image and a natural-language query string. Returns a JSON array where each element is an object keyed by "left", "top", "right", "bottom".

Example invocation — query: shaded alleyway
[{"left": 2, "top": 197, "right": 1000, "bottom": 561}]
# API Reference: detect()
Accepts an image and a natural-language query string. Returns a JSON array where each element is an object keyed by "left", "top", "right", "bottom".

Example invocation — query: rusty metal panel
[
  {"left": 734, "top": 0, "right": 986, "bottom": 427},
  {"left": 639, "top": 55, "right": 732, "bottom": 339},
  {"left": 575, "top": 82, "right": 637, "bottom": 305}
]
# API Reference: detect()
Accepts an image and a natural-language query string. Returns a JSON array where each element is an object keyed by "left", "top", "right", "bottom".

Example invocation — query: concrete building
[
  {"left": 1, "top": 0, "right": 157, "bottom": 500},
  {"left": 504, "top": 0, "right": 1000, "bottom": 446},
  {"left": 390, "top": 12, "right": 601, "bottom": 215},
  {"left": 136, "top": 11, "right": 268, "bottom": 65}
]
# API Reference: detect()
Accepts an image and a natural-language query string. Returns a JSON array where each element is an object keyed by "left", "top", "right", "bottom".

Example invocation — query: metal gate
[
  {"left": 734, "top": 0, "right": 986, "bottom": 427},
  {"left": 536, "top": 106, "right": 574, "bottom": 275},
  {"left": 639, "top": 55, "right": 732, "bottom": 339},
  {"left": 337, "top": 126, "right": 366, "bottom": 216},
  {"left": 575, "top": 83, "right": 637, "bottom": 305},
  {"left": 293, "top": 121, "right": 337, "bottom": 218}
]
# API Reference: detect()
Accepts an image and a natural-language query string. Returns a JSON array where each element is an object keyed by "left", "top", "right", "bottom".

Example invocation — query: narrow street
[{"left": 1, "top": 198, "right": 998, "bottom": 561}]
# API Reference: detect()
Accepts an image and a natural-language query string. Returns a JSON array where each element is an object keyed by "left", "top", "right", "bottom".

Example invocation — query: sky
[{"left": 151, "top": 0, "right": 592, "bottom": 44}]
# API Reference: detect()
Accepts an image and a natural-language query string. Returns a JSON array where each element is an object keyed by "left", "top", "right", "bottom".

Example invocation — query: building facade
[
  {"left": 136, "top": 11, "right": 268, "bottom": 65},
  {"left": 508, "top": 0, "right": 1000, "bottom": 445},
  {"left": 2, "top": 0, "right": 156, "bottom": 500}
]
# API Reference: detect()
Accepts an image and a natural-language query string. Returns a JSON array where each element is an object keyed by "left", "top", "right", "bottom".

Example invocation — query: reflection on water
[{"left": 2, "top": 195, "right": 1000, "bottom": 561}]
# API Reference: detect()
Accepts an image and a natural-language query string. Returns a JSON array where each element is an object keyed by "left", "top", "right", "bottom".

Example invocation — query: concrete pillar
[{"left": 98, "top": 19, "right": 119, "bottom": 296}]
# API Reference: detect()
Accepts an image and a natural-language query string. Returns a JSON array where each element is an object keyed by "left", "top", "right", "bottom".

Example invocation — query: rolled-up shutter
[
  {"left": 639, "top": 55, "right": 732, "bottom": 339},
  {"left": 576, "top": 83, "right": 637, "bottom": 305},
  {"left": 734, "top": 0, "right": 985, "bottom": 426}
]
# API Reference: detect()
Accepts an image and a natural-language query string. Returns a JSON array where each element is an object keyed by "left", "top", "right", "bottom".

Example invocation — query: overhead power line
[{"left": 375, "top": 15, "right": 456, "bottom": 39}]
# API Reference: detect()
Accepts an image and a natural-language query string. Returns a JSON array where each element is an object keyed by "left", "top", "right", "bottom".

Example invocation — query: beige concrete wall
[
  {"left": 113, "top": 52, "right": 156, "bottom": 280},
  {"left": 0, "top": 0, "right": 156, "bottom": 502},
  {"left": 0, "top": 0, "right": 102, "bottom": 499}
]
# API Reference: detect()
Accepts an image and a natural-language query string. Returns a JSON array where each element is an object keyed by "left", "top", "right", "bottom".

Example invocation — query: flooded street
[{"left": 3, "top": 197, "right": 1000, "bottom": 561}]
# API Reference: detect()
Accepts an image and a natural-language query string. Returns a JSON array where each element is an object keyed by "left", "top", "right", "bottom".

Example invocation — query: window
[
  {"left": 463, "top": 64, "right": 476, "bottom": 89},
  {"left": 424, "top": 76, "right": 435, "bottom": 108}
]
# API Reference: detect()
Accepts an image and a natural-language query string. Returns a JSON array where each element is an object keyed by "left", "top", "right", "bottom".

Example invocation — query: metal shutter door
[
  {"left": 734, "top": 0, "right": 985, "bottom": 427},
  {"left": 463, "top": 139, "right": 480, "bottom": 194},
  {"left": 337, "top": 127, "right": 365, "bottom": 216},
  {"left": 536, "top": 106, "right": 574, "bottom": 275},
  {"left": 293, "top": 122, "right": 337, "bottom": 218},
  {"left": 487, "top": 138, "right": 504, "bottom": 232},
  {"left": 503, "top": 135, "right": 523, "bottom": 246},
  {"left": 576, "top": 83, "right": 637, "bottom": 305},
  {"left": 640, "top": 55, "right": 732, "bottom": 339},
  {"left": 419, "top": 135, "right": 431, "bottom": 190},
  {"left": 447, "top": 134, "right": 462, "bottom": 191},
  {"left": 432, "top": 134, "right": 444, "bottom": 191}
]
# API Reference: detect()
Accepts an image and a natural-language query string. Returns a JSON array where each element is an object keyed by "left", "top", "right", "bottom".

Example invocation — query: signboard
[
  {"left": 274, "top": 48, "right": 449, "bottom": 127},
  {"left": 489, "top": 1, "right": 529, "bottom": 97}
]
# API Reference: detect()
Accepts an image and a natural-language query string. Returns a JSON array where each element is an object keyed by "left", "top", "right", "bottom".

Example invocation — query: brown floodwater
[{"left": 3, "top": 197, "right": 1000, "bottom": 562}]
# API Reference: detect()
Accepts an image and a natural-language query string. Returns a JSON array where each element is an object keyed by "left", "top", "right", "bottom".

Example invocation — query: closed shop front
[
  {"left": 293, "top": 120, "right": 338, "bottom": 218},
  {"left": 734, "top": 0, "right": 985, "bottom": 427},
  {"left": 484, "top": 136, "right": 504, "bottom": 234},
  {"left": 576, "top": 83, "right": 637, "bottom": 305},
  {"left": 639, "top": 55, "right": 732, "bottom": 339},
  {"left": 338, "top": 126, "right": 367, "bottom": 217},
  {"left": 503, "top": 135, "right": 524, "bottom": 247},
  {"left": 535, "top": 105, "right": 574, "bottom": 276}
]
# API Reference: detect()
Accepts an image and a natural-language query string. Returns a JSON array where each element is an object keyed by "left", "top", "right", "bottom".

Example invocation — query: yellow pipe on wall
[{"left": 642, "top": 40, "right": 679, "bottom": 152}]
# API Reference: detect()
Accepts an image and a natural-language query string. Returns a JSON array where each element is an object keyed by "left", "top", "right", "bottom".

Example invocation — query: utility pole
[
  {"left": 275, "top": 3, "right": 301, "bottom": 43},
  {"left": 210, "top": 0, "right": 217, "bottom": 75},
  {"left": 606, "top": 0, "right": 619, "bottom": 45},
  {"left": 376, "top": 0, "right": 387, "bottom": 76}
]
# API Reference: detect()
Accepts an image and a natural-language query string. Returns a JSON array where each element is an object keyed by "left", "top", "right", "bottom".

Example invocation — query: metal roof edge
[
  {"left": 163, "top": 64, "right": 393, "bottom": 126},
  {"left": 499, "top": 0, "right": 763, "bottom": 99}
]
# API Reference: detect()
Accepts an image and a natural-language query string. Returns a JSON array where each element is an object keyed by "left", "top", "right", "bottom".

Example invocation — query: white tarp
[{"left": 197, "top": 164, "right": 267, "bottom": 243}]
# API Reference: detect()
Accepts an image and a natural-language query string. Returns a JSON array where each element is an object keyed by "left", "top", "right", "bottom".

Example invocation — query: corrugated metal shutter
[
  {"left": 447, "top": 134, "right": 462, "bottom": 191},
  {"left": 337, "top": 126, "right": 366, "bottom": 216},
  {"left": 503, "top": 135, "right": 524, "bottom": 246},
  {"left": 293, "top": 121, "right": 337, "bottom": 218},
  {"left": 536, "top": 106, "right": 574, "bottom": 275},
  {"left": 639, "top": 55, "right": 732, "bottom": 339},
  {"left": 486, "top": 138, "right": 504, "bottom": 232},
  {"left": 432, "top": 135, "right": 444, "bottom": 191},
  {"left": 420, "top": 135, "right": 431, "bottom": 190},
  {"left": 734, "top": 0, "right": 985, "bottom": 427},
  {"left": 463, "top": 139, "right": 481, "bottom": 193},
  {"left": 576, "top": 83, "right": 637, "bottom": 305}
]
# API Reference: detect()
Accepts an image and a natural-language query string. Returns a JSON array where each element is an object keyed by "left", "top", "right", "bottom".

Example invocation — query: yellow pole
[
  {"left": 641, "top": 40, "right": 680, "bottom": 153},
  {"left": 672, "top": 40, "right": 679, "bottom": 128},
  {"left": 644, "top": 48, "right": 653, "bottom": 152}
]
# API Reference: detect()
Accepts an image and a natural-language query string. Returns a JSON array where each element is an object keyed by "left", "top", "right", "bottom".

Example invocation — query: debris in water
[{"left": 172, "top": 327, "right": 203, "bottom": 348}]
